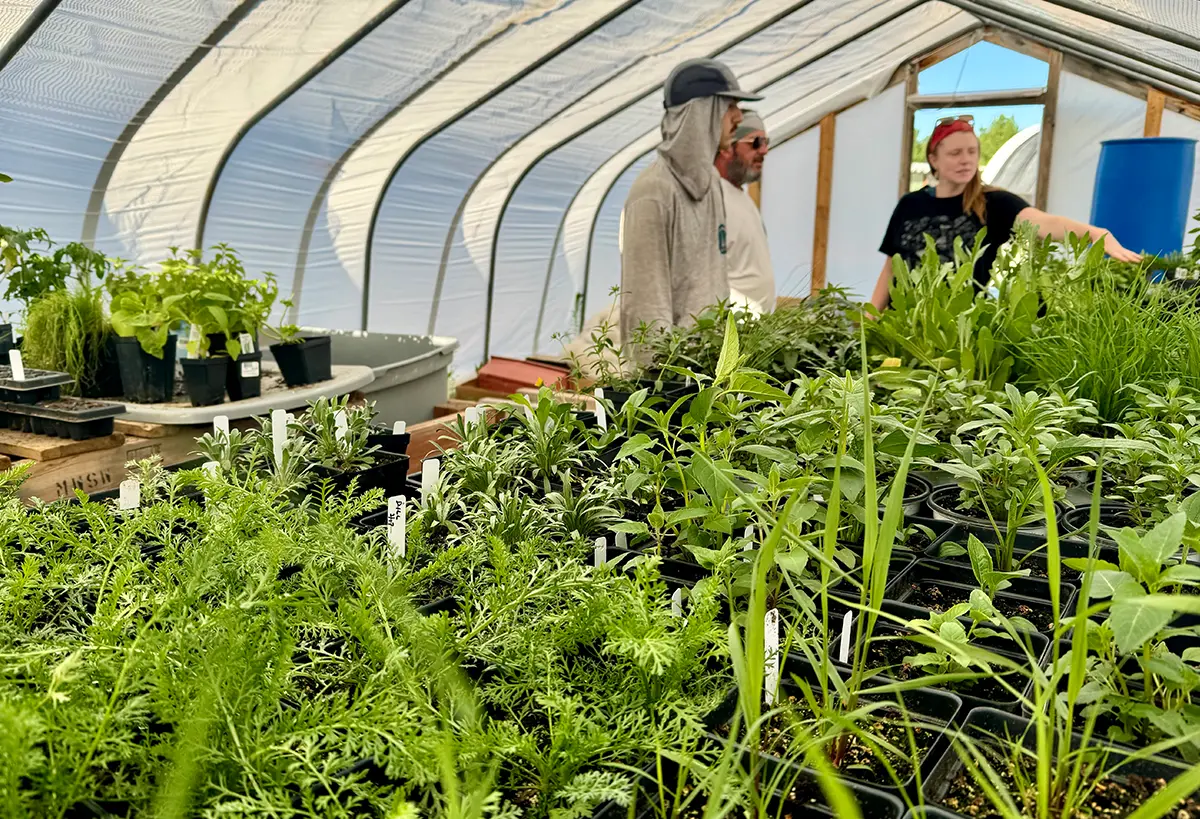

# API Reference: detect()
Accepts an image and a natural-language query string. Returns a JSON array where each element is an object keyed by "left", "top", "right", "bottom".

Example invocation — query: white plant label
[
  {"left": 523, "top": 404, "right": 535, "bottom": 422},
  {"left": 464, "top": 406, "right": 479, "bottom": 428},
  {"left": 615, "top": 531, "right": 627, "bottom": 551},
  {"left": 670, "top": 588, "right": 683, "bottom": 618},
  {"left": 744, "top": 525, "right": 754, "bottom": 552},
  {"left": 593, "top": 536, "right": 607, "bottom": 568},
  {"left": 594, "top": 387, "right": 605, "bottom": 401},
  {"left": 764, "top": 608, "right": 780, "bottom": 706},
  {"left": 119, "top": 479, "right": 140, "bottom": 511},
  {"left": 421, "top": 458, "right": 440, "bottom": 505},
  {"left": 8, "top": 349, "right": 24, "bottom": 381},
  {"left": 188, "top": 324, "right": 201, "bottom": 343},
  {"left": 839, "top": 611, "right": 853, "bottom": 664},
  {"left": 240, "top": 360, "right": 260, "bottom": 378},
  {"left": 387, "top": 495, "right": 406, "bottom": 559},
  {"left": 393, "top": 421, "right": 406, "bottom": 435},
  {"left": 334, "top": 410, "right": 348, "bottom": 442},
  {"left": 202, "top": 460, "right": 219, "bottom": 478},
  {"left": 271, "top": 409, "right": 287, "bottom": 468},
  {"left": 238, "top": 332, "right": 254, "bottom": 354},
  {"left": 595, "top": 401, "right": 607, "bottom": 432},
  {"left": 213, "top": 415, "right": 229, "bottom": 438}
]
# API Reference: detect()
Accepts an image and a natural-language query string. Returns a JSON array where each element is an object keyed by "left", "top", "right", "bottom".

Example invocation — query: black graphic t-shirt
[{"left": 879, "top": 187, "right": 1031, "bottom": 289}]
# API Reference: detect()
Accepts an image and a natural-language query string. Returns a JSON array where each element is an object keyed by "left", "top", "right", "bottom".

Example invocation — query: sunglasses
[
  {"left": 740, "top": 135, "right": 769, "bottom": 150},
  {"left": 934, "top": 114, "right": 975, "bottom": 127}
]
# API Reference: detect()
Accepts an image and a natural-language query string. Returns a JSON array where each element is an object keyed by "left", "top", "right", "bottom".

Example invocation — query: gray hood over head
[{"left": 657, "top": 96, "right": 724, "bottom": 201}]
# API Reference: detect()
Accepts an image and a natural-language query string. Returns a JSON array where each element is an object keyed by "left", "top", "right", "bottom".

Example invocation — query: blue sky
[{"left": 913, "top": 42, "right": 1049, "bottom": 138}]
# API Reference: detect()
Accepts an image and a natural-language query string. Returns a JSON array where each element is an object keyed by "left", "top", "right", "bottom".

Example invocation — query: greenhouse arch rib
[
  {"left": 943, "top": 0, "right": 1200, "bottom": 97},
  {"left": 192, "top": 0, "right": 417, "bottom": 251},
  {"left": 561, "top": 3, "right": 969, "bottom": 328},
  {"left": 0, "top": 0, "right": 59, "bottom": 72},
  {"left": 477, "top": 0, "right": 945, "bottom": 355},
  {"left": 80, "top": 0, "right": 262, "bottom": 248},
  {"left": 358, "top": 0, "right": 818, "bottom": 339},
  {"left": 1027, "top": 0, "right": 1200, "bottom": 54},
  {"left": 286, "top": 0, "right": 647, "bottom": 330}
]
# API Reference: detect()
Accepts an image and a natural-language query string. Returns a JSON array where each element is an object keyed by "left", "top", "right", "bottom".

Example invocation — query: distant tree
[
  {"left": 912, "top": 128, "right": 927, "bottom": 163},
  {"left": 978, "top": 114, "right": 1020, "bottom": 165}
]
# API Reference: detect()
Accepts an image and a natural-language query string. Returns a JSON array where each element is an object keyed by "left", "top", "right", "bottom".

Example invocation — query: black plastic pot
[
  {"left": 888, "top": 474, "right": 934, "bottom": 517},
  {"left": 594, "top": 756, "right": 904, "bottom": 819},
  {"left": 605, "top": 542, "right": 708, "bottom": 584},
  {"left": 921, "top": 708, "right": 1191, "bottom": 816},
  {"left": 0, "top": 365, "right": 72, "bottom": 404},
  {"left": 225, "top": 350, "right": 262, "bottom": 401},
  {"left": 901, "top": 808, "right": 963, "bottom": 819},
  {"left": 114, "top": 334, "right": 177, "bottom": 403},
  {"left": 367, "top": 430, "right": 411, "bottom": 457},
  {"left": 889, "top": 559, "right": 1076, "bottom": 633},
  {"left": 80, "top": 332, "right": 125, "bottom": 399},
  {"left": 927, "top": 529, "right": 1117, "bottom": 583},
  {"left": 1061, "top": 502, "right": 1140, "bottom": 544},
  {"left": 270, "top": 336, "right": 332, "bottom": 386},
  {"left": 866, "top": 622, "right": 1046, "bottom": 715},
  {"left": 604, "top": 378, "right": 693, "bottom": 412},
  {"left": 310, "top": 451, "right": 411, "bottom": 498},
  {"left": 0, "top": 397, "right": 124, "bottom": 440},
  {"left": 928, "top": 484, "right": 1065, "bottom": 537},
  {"left": 709, "top": 662, "right": 963, "bottom": 799},
  {"left": 180, "top": 357, "right": 228, "bottom": 406}
]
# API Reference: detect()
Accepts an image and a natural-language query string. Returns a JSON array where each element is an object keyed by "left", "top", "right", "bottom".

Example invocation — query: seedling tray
[
  {"left": 0, "top": 365, "right": 73, "bottom": 404},
  {"left": 0, "top": 397, "right": 125, "bottom": 440}
]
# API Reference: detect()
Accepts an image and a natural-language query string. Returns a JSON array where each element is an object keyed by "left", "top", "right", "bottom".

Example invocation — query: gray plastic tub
[{"left": 285, "top": 328, "right": 457, "bottom": 425}]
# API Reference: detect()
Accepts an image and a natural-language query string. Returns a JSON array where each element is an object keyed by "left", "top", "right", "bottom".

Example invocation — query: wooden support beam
[
  {"left": 907, "top": 87, "right": 1047, "bottom": 109},
  {"left": 982, "top": 27, "right": 1055, "bottom": 63},
  {"left": 1145, "top": 87, "right": 1166, "bottom": 137},
  {"left": 1035, "top": 50, "right": 1062, "bottom": 211},
  {"left": 811, "top": 113, "right": 836, "bottom": 295},
  {"left": 747, "top": 180, "right": 762, "bottom": 209},
  {"left": 899, "top": 65, "right": 918, "bottom": 198}
]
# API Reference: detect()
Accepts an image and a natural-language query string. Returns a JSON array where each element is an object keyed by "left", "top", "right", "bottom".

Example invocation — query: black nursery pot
[
  {"left": 81, "top": 333, "right": 124, "bottom": 399},
  {"left": 366, "top": 430, "right": 411, "bottom": 457},
  {"left": 921, "top": 708, "right": 1192, "bottom": 816},
  {"left": 270, "top": 336, "right": 332, "bottom": 386},
  {"left": 0, "top": 365, "right": 72, "bottom": 405},
  {"left": 180, "top": 357, "right": 228, "bottom": 407},
  {"left": 0, "top": 397, "right": 124, "bottom": 441},
  {"left": 311, "top": 451, "right": 411, "bottom": 498},
  {"left": 928, "top": 484, "right": 1064, "bottom": 536},
  {"left": 225, "top": 350, "right": 262, "bottom": 401},
  {"left": 114, "top": 334, "right": 177, "bottom": 403},
  {"left": 1061, "top": 502, "right": 1140, "bottom": 542}
]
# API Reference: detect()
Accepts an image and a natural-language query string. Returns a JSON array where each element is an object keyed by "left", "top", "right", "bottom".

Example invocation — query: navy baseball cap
[{"left": 663, "top": 58, "right": 763, "bottom": 109}]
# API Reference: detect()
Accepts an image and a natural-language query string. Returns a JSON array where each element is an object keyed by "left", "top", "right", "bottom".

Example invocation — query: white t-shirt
[{"left": 720, "top": 177, "right": 775, "bottom": 313}]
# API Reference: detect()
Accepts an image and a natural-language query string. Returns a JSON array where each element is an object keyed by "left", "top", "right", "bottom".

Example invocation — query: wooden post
[
  {"left": 811, "top": 113, "right": 836, "bottom": 295},
  {"left": 747, "top": 180, "right": 762, "bottom": 209},
  {"left": 1035, "top": 50, "right": 1062, "bottom": 211},
  {"left": 899, "top": 64, "right": 918, "bottom": 198},
  {"left": 1145, "top": 88, "right": 1165, "bottom": 137}
]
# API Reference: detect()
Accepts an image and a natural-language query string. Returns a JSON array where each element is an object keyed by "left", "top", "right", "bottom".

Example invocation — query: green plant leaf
[
  {"left": 1110, "top": 588, "right": 1175, "bottom": 654},
  {"left": 615, "top": 434, "right": 654, "bottom": 461},
  {"left": 1089, "top": 569, "right": 1135, "bottom": 599},
  {"left": 714, "top": 311, "right": 739, "bottom": 385},
  {"left": 966, "top": 534, "right": 993, "bottom": 588},
  {"left": 610, "top": 521, "right": 648, "bottom": 536}
]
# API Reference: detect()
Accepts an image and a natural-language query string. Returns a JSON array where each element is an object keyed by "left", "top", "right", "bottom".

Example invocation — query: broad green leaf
[
  {"left": 775, "top": 550, "right": 809, "bottom": 576},
  {"left": 1110, "top": 591, "right": 1175, "bottom": 654},
  {"left": 966, "top": 534, "right": 993, "bottom": 588},
  {"left": 1162, "top": 565, "right": 1200, "bottom": 585},
  {"left": 1142, "top": 512, "right": 1187, "bottom": 567},
  {"left": 1063, "top": 557, "right": 1121, "bottom": 573},
  {"left": 687, "top": 387, "right": 715, "bottom": 424},
  {"left": 1089, "top": 570, "right": 1134, "bottom": 600},
  {"left": 610, "top": 521, "right": 648, "bottom": 536},
  {"left": 665, "top": 507, "right": 710, "bottom": 527},
  {"left": 616, "top": 434, "right": 654, "bottom": 461},
  {"left": 624, "top": 471, "right": 650, "bottom": 496}
]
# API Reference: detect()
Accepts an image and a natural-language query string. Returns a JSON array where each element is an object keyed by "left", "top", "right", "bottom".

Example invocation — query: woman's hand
[{"left": 1092, "top": 229, "right": 1142, "bottom": 263}]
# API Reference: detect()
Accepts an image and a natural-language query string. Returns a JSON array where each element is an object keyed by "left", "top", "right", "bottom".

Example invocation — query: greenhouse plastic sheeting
[{"left": 3, "top": 0, "right": 1200, "bottom": 370}]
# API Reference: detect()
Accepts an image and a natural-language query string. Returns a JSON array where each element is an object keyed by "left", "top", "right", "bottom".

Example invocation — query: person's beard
[
  {"left": 727, "top": 156, "right": 750, "bottom": 187},
  {"left": 742, "top": 164, "right": 761, "bottom": 184}
]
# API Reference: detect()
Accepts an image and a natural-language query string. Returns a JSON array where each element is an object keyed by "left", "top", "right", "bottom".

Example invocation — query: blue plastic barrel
[{"left": 1091, "top": 137, "right": 1197, "bottom": 272}]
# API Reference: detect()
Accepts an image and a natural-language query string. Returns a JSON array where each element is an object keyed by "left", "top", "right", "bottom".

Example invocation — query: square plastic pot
[
  {"left": 270, "top": 336, "right": 331, "bottom": 386},
  {"left": 115, "top": 335, "right": 177, "bottom": 403},
  {"left": 0, "top": 397, "right": 124, "bottom": 440},
  {"left": 180, "top": 357, "right": 228, "bottom": 407},
  {"left": 226, "top": 350, "right": 262, "bottom": 401},
  {"left": 310, "top": 451, "right": 411, "bottom": 499},
  {"left": 921, "top": 707, "right": 1191, "bottom": 817},
  {"left": 0, "top": 365, "right": 72, "bottom": 404}
]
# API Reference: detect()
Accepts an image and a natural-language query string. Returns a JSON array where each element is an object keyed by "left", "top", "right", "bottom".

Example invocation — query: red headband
[{"left": 928, "top": 119, "right": 975, "bottom": 154}]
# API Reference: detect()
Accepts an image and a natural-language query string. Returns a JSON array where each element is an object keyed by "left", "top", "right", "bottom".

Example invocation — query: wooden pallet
[
  {"left": 19, "top": 428, "right": 204, "bottom": 502},
  {"left": 0, "top": 429, "right": 125, "bottom": 462}
]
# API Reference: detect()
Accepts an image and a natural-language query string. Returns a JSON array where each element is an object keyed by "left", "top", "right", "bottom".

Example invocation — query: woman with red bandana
[{"left": 870, "top": 115, "right": 1141, "bottom": 311}]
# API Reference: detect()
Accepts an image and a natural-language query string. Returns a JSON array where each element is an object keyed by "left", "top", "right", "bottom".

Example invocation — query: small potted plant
[
  {"left": 106, "top": 263, "right": 181, "bottom": 403},
  {"left": 265, "top": 297, "right": 331, "bottom": 387}
]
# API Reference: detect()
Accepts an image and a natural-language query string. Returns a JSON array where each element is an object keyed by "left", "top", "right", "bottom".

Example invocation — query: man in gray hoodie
[{"left": 620, "top": 58, "right": 762, "bottom": 363}]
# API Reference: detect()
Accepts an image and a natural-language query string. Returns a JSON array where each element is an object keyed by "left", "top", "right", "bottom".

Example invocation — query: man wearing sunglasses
[
  {"left": 620, "top": 58, "right": 761, "bottom": 364},
  {"left": 715, "top": 110, "right": 775, "bottom": 315}
]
